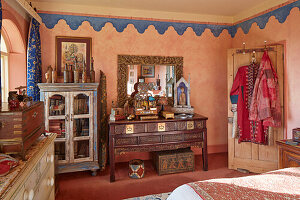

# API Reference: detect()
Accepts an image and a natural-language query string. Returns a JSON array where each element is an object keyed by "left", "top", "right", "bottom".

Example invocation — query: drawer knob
[
  {"left": 46, "top": 155, "right": 54, "bottom": 163},
  {"left": 28, "top": 189, "right": 34, "bottom": 200},
  {"left": 48, "top": 177, "right": 54, "bottom": 186},
  {"left": 23, "top": 190, "right": 28, "bottom": 200}
]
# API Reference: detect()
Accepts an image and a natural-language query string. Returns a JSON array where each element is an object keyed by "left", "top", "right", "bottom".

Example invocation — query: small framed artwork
[
  {"left": 141, "top": 65, "right": 155, "bottom": 78},
  {"left": 56, "top": 36, "right": 92, "bottom": 76}
]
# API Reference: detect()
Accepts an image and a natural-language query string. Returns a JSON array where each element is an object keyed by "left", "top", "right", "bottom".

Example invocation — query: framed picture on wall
[
  {"left": 141, "top": 65, "right": 155, "bottom": 78},
  {"left": 56, "top": 36, "right": 92, "bottom": 76}
]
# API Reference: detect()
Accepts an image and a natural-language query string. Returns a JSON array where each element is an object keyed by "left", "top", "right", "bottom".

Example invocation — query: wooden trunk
[
  {"left": 0, "top": 101, "right": 44, "bottom": 159},
  {"left": 227, "top": 45, "right": 284, "bottom": 173},
  {"left": 153, "top": 148, "right": 194, "bottom": 175}
]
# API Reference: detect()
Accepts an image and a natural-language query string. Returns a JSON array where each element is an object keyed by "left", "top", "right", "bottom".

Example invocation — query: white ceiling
[
  {"left": 33, "top": 0, "right": 277, "bottom": 16},
  {"left": 32, "top": 0, "right": 288, "bottom": 23}
]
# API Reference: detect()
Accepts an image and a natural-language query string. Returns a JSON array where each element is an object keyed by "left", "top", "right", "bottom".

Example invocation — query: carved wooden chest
[
  {"left": 153, "top": 148, "right": 194, "bottom": 175},
  {"left": 0, "top": 102, "right": 44, "bottom": 159}
]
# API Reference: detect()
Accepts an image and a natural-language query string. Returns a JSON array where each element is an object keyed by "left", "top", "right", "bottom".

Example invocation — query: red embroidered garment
[
  {"left": 249, "top": 51, "right": 281, "bottom": 127},
  {"left": 230, "top": 64, "right": 268, "bottom": 144},
  {"left": 187, "top": 167, "right": 300, "bottom": 200}
]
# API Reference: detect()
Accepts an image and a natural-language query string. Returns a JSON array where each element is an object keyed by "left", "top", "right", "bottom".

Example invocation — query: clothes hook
[
  {"left": 242, "top": 42, "right": 246, "bottom": 54},
  {"left": 264, "top": 41, "right": 267, "bottom": 50}
]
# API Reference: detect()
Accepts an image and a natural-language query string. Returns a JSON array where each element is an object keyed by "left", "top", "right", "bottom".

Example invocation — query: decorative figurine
[
  {"left": 52, "top": 66, "right": 57, "bottom": 83},
  {"left": 82, "top": 61, "right": 87, "bottom": 83},
  {"left": 63, "top": 64, "right": 69, "bottom": 83},
  {"left": 171, "top": 74, "right": 194, "bottom": 114},
  {"left": 74, "top": 57, "right": 79, "bottom": 83},
  {"left": 46, "top": 65, "right": 53, "bottom": 83},
  {"left": 90, "top": 57, "right": 95, "bottom": 83},
  {"left": 124, "top": 100, "right": 129, "bottom": 116}
]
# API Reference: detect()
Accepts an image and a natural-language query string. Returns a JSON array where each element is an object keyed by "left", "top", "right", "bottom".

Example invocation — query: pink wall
[
  {"left": 2, "top": 1, "right": 29, "bottom": 93},
  {"left": 232, "top": 7, "right": 300, "bottom": 138},
  {"left": 40, "top": 20, "right": 232, "bottom": 155}
]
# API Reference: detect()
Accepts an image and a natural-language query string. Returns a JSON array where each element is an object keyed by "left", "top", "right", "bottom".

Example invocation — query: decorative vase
[
  {"left": 46, "top": 66, "right": 53, "bottom": 83},
  {"left": 82, "top": 62, "right": 87, "bottom": 83},
  {"left": 69, "top": 65, "right": 74, "bottom": 83},
  {"left": 90, "top": 57, "right": 95, "bottom": 83},
  {"left": 52, "top": 66, "right": 57, "bottom": 83},
  {"left": 63, "top": 64, "right": 69, "bottom": 83}
]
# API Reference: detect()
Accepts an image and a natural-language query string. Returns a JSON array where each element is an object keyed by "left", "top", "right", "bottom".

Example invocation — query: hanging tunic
[
  {"left": 249, "top": 51, "right": 281, "bottom": 127},
  {"left": 230, "top": 63, "right": 268, "bottom": 144}
]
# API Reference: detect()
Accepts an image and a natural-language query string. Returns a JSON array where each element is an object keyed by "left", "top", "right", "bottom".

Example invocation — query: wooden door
[{"left": 227, "top": 45, "right": 284, "bottom": 173}]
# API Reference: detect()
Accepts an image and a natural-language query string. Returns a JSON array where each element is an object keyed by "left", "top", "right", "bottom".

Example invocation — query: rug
[{"left": 125, "top": 192, "right": 171, "bottom": 200}]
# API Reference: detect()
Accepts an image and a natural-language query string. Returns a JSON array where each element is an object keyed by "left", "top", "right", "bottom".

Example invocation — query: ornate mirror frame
[{"left": 117, "top": 55, "right": 183, "bottom": 107}]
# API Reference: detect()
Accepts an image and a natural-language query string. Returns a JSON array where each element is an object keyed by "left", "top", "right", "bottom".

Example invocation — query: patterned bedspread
[{"left": 187, "top": 167, "right": 300, "bottom": 200}]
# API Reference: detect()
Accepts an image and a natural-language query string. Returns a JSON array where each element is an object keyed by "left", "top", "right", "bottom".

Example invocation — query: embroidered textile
[
  {"left": 27, "top": 18, "right": 42, "bottom": 101},
  {"left": 230, "top": 64, "right": 268, "bottom": 144},
  {"left": 249, "top": 51, "right": 281, "bottom": 127},
  {"left": 231, "top": 104, "right": 239, "bottom": 138},
  {"left": 188, "top": 167, "right": 300, "bottom": 200}
]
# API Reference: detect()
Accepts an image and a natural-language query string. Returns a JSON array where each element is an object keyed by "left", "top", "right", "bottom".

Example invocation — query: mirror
[
  {"left": 127, "top": 65, "right": 175, "bottom": 97},
  {"left": 117, "top": 55, "right": 183, "bottom": 107}
]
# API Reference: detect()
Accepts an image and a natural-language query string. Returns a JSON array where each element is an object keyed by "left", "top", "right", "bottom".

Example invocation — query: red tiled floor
[{"left": 56, "top": 153, "right": 251, "bottom": 200}]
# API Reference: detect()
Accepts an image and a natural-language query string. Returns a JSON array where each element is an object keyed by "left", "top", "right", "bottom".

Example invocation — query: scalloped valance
[{"left": 39, "top": 1, "right": 300, "bottom": 38}]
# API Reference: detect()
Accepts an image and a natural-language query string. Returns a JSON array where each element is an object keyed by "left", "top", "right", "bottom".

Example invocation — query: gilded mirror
[{"left": 117, "top": 55, "right": 183, "bottom": 107}]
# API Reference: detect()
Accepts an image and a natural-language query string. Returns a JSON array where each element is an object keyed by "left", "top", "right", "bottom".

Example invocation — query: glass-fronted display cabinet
[{"left": 38, "top": 83, "right": 99, "bottom": 176}]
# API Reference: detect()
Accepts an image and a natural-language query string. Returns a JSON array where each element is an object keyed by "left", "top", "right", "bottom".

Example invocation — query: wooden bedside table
[{"left": 276, "top": 140, "right": 300, "bottom": 169}]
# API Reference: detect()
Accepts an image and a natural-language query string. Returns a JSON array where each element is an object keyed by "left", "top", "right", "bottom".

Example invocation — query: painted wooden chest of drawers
[
  {"left": 277, "top": 140, "right": 300, "bottom": 168},
  {"left": 0, "top": 102, "right": 44, "bottom": 159},
  {"left": 0, "top": 134, "right": 56, "bottom": 200},
  {"left": 109, "top": 114, "right": 208, "bottom": 182},
  {"left": 153, "top": 148, "right": 194, "bottom": 175}
]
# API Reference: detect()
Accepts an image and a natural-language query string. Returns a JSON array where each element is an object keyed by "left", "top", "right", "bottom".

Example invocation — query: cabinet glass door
[
  {"left": 46, "top": 92, "right": 69, "bottom": 164},
  {"left": 70, "top": 92, "right": 93, "bottom": 162}
]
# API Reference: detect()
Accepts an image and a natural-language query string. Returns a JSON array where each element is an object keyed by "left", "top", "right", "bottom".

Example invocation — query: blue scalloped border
[{"left": 39, "top": 0, "right": 300, "bottom": 38}]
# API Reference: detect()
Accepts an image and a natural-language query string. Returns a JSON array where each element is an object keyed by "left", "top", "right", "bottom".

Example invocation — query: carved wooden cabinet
[
  {"left": 38, "top": 83, "right": 100, "bottom": 175},
  {"left": 109, "top": 114, "right": 208, "bottom": 182},
  {"left": 277, "top": 140, "right": 300, "bottom": 169}
]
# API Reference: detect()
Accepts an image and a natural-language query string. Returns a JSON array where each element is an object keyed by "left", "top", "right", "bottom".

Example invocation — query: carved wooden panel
[
  {"left": 139, "top": 135, "right": 161, "bottom": 144},
  {"left": 163, "top": 134, "right": 183, "bottom": 143},
  {"left": 134, "top": 124, "right": 145, "bottom": 133},
  {"left": 115, "top": 137, "right": 138, "bottom": 146},
  {"left": 184, "top": 133, "right": 203, "bottom": 141},
  {"left": 115, "top": 125, "right": 126, "bottom": 134},
  {"left": 147, "top": 123, "right": 157, "bottom": 132},
  {"left": 165, "top": 122, "right": 176, "bottom": 131},
  {"left": 177, "top": 122, "right": 187, "bottom": 131},
  {"left": 195, "top": 120, "right": 205, "bottom": 129}
]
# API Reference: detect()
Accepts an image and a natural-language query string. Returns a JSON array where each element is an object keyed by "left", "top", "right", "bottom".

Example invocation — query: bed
[{"left": 167, "top": 167, "right": 300, "bottom": 200}]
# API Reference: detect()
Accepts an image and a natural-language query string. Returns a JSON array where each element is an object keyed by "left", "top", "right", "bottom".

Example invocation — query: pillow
[{"left": 0, "top": 154, "right": 19, "bottom": 176}]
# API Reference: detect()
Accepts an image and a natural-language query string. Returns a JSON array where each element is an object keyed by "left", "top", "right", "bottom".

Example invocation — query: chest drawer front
[
  {"left": 165, "top": 122, "right": 176, "bottom": 131},
  {"left": 139, "top": 135, "right": 161, "bottom": 144},
  {"left": 147, "top": 122, "right": 175, "bottom": 132},
  {"left": 282, "top": 149, "right": 300, "bottom": 168},
  {"left": 184, "top": 132, "right": 203, "bottom": 141},
  {"left": 23, "top": 103, "right": 44, "bottom": 138},
  {"left": 195, "top": 120, "right": 205, "bottom": 129},
  {"left": 163, "top": 134, "right": 183, "bottom": 143},
  {"left": 177, "top": 121, "right": 187, "bottom": 131},
  {"left": 134, "top": 124, "right": 145, "bottom": 133},
  {"left": 0, "top": 115, "right": 21, "bottom": 138},
  {"left": 147, "top": 123, "right": 157, "bottom": 132},
  {"left": 114, "top": 125, "right": 126, "bottom": 134},
  {"left": 33, "top": 164, "right": 55, "bottom": 200},
  {"left": 115, "top": 137, "right": 138, "bottom": 146}
]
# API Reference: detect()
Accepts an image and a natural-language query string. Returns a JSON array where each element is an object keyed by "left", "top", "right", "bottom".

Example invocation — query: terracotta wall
[
  {"left": 2, "top": 1, "right": 29, "bottom": 93},
  {"left": 232, "top": 7, "right": 300, "bottom": 138},
  {"left": 40, "top": 20, "right": 232, "bottom": 155}
]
